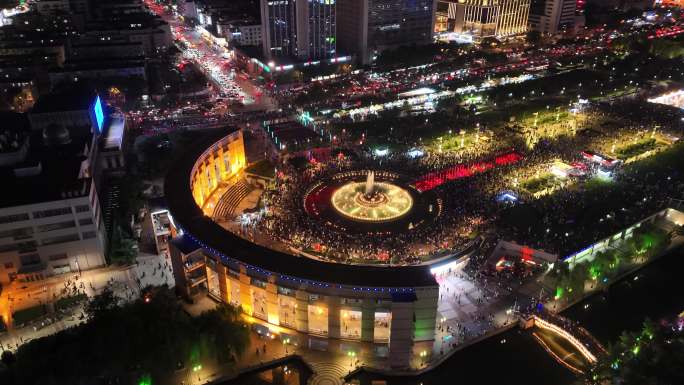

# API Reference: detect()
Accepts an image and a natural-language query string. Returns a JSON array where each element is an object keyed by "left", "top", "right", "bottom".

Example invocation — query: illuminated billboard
[{"left": 93, "top": 95, "right": 104, "bottom": 133}]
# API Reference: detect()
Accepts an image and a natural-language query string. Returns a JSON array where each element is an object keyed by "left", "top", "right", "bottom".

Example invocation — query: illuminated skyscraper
[
  {"left": 438, "top": 0, "right": 530, "bottom": 39},
  {"left": 337, "top": 0, "right": 436, "bottom": 64},
  {"left": 301, "top": 0, "right": 337, "bottom": 60},
  {"left": 260, "top": 0, "right": 336, "bottom": 61}
]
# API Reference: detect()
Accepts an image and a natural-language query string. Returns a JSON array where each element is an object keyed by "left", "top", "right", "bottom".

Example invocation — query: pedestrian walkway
[{"left": 0, "top": 252, "right": 173, "bottom": 352}]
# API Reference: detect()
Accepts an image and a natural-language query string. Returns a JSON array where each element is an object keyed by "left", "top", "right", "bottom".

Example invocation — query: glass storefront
[
  {"left": 341, "top": 310, "right": 362, "bottom": 339},
  {"left": 252, "top": 288, "right": 268, "bottom": 320},
  {"left": 308, "top": 304, "right": 328, "bottom": 336},
  {"left": 374, "top": 311, "right": 391, "bottom": 342},
  {"left": 279, "top": 295, "right": 297, "bottom": 328}
]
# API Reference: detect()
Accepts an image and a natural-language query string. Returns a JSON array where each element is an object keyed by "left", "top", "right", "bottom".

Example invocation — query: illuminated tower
[
  {"left": 261, "top": 0, "right": 336, "bottom": 61},
  {"left": 446, "top": 0, "right": 531, "bottom": 39}
]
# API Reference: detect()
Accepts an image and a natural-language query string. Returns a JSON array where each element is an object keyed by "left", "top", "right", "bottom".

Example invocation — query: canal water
[
  {"left": 350, "top": 244, "right": 684, "bottom": 385},
  {"left": 561, "top": 244, "right": 684, "bottom": 344}
]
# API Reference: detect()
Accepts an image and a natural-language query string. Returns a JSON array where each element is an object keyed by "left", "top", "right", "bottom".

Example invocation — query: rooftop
[
  {"left": 30, "top": 86, "right": 96, "bottom": 114},
  {"left": 0, "top": 127, "right": 93, "bottom": 209},
  {"left": 165, "top": 132, "right": 438, "bottom": 288},
  {"left": 102, "top": 114, "right": 125, "bottom": 151}
]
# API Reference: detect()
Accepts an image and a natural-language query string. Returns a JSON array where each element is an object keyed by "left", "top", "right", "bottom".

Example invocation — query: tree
[
  {"left": 84, "top": 287, "right": 119, "bottom": 319},
  {"left": 548, "top": 260, "right": 570, "bottom": 282},
  {"left": 0, "top": 350, "right": 15, "bottom": 384},
  {"left": 196, "top": 304, "right": 249, "bottom": 363},
  {"left": 1, "top": 350, "right": 15, "bottom": 367},
  {"left": 109, "top": 225, "right": 138, "bottom": 265},
  {"left": 1, "top": 287, "right": 250, "bottom": 384},
  {"left": 587, "top": 316, "right": 684, "bottom": 385}
]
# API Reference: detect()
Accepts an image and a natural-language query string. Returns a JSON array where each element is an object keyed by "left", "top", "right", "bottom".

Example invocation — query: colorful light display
[
  {"left": 414, "top": 151, "right": 523, "bottom": 192},
  {"left": 93, "top": 95, "right": 104, "bottom": 133}
]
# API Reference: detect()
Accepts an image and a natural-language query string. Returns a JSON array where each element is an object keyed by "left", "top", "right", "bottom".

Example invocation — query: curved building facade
[
  {"left": 189, "top": 130, "right": 246, "bottom": 212},
  {"left": 166, "top": 130, "right": 439, "bottom": 367}
]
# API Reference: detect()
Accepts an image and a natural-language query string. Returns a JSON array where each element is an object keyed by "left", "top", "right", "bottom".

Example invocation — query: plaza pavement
[
  {"left": 172, "top": 258, "right": 547, "bottom": 385},
  {"left": 0, "top": 252, "right": 174, "bottom": 352}
]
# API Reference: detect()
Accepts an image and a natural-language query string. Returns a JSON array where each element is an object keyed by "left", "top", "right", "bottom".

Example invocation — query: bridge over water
[{"left": 522, "top": 309, "right": 607, "bottom": 375}]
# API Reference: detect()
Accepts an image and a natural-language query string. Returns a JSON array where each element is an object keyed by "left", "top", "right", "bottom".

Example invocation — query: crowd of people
[
  {"left": 233, "top": 96, "right": 684, "bottom": 265},
  {"left": 247, "top": 152, "right": 489, "bottom": 265}
]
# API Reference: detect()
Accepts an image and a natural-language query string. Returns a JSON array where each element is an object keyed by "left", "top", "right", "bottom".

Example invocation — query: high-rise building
[
  {"left": 337, "top": 0, "right": 435, "bottom": 65},
  {"left": 301, "top": 0, "right": 337, "bottom": 60},
  {"left": 528, "top": 0, "right": 578, "bottom": 34},
  {"left": 260, "top": 0, "right": 336, "bottom": 61},
  {"left": 0, "top": 91, "right": 121, "bottom": 285},
  {"left": 436, "top": 0, "right": 530, "bottom": 40}
]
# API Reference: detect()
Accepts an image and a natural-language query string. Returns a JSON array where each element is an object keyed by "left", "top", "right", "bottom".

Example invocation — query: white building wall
[{"left": 0, "top": 193, "right": 106, "bottom": 284}]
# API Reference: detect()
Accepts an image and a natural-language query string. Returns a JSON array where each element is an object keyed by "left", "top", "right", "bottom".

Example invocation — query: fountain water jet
[{"left": 365, "top": 171, "right": 375, "bottom": 197}]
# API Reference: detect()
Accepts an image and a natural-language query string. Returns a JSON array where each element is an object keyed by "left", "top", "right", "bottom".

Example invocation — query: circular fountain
[{"left": 331, "top": 171, "right": 413, "bottom": 222}]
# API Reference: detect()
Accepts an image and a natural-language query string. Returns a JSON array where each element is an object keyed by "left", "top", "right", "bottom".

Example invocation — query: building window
[
  {"left": 78, "top": 218, "right": 93, "bottom": 226},
  {"left": 342, "top": 298, "right": 362, "bottom": 305},
  {"left": 0, "top": 226, "right": 33, "bottom": 240},
  {"left": 82, "top": 231, "right": 96, "bottom": 239},
  {"left": 48, "top": 253, "right": 68, "bottom": 261},
  {"left": 0, "top": 240, "right": 37, "bottom": 253},
  {"left": 277, "top": 286, "right": 293, "bottom": 296},
  {"left": 37, "top": 220, "right": 76, "bottom": 233},
  {"left": 0, "top": 213, "right": 29, "bottom": 224},
  {"left": 41, "top": 233, "right": 80, "bottom": 246},
  {"left": 33, "top": 207, "right": 72, "bottom": 219},
  {"left": 4, "top": 262, "right": 13, "bottom": 269},
  {"left": 20, "top": 253, "right": 41, "bottom": 266},
  {"left": 75, "top": 205, "right": 90, "bottom": 213}
]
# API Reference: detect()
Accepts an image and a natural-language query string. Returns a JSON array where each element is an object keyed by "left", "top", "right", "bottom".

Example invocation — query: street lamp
[
  {"left": 191, "top": 363, "right": 203, "bottom": 383},
  {"left": 347, "top": 350, "right": 356, "bottom": 367},
  {"left": 419, "top": 350, "right": 428, "bottom": 366}
]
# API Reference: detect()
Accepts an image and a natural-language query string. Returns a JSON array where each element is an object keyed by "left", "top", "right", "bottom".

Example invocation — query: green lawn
[
  {"left": 520, "top": 173, "right": 560, "bottom": 194},
  {"left": 615, "top": 138, "right": 659, "bottom": 160}
]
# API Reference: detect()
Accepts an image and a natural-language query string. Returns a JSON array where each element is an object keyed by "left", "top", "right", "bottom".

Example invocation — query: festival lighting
[
  {"left": 414, "top": 151, "right": 523, "bottom": 192},
  {"left": 534, "top": 316, "right": 597, "bottom": 363},
  {"left": 532, "top": 332, "right": 585, "bottom": 375},
  {"left": 374, "top": 148, "right": 389, "bottom": 157},
  {"left": 407, "top": 148, "right": 424, "bottom": 158},
  {"left": 331, "top": 181, "right": 413, "bottom": 222},
  {"left": 648, "top": 89, "right": 684, "bottom": 109},
  {"left": 496, "top": 191, "right": 518, "bottom": 203},
  {"left": 137, "top": 375, "right": 152, "bottom": 385},
  {"left": 397, "top": 87, "right": 436, "bottom": 98}
]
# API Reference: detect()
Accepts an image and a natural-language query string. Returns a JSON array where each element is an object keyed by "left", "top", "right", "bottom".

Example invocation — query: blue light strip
[{"left": 180, "top": 227, "right": 415, "bottom": 293}]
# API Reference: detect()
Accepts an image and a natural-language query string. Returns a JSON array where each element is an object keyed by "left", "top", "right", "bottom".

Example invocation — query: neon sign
[{"left": 93, "top": 95, "right": 104, "bottom": 133}]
